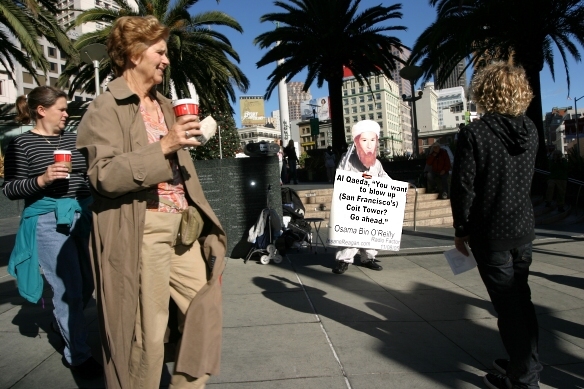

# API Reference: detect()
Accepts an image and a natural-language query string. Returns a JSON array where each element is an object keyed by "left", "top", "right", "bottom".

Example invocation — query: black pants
[
  {"left": 473, "top": 241, "right": 542, "bottom": 388},
  {"left": 288, "top": 161, "right": 298, "bottom": 183}
]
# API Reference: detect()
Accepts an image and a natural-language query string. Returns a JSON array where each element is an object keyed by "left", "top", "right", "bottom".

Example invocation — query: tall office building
[
  {"left": 416, "top": 82, "right": 439, "bottom": 135},
  {"left": 341, "top": 68, "right": 403, "bottom": 157},
  {"left": 287, "top": 82, "right": 311, "bottom": 121},
  {"left": 433, "top": 59, "right": 467, "bottom": 90},
  {"left": 390, "top": 46, "right": 412, "bottom": 98}
]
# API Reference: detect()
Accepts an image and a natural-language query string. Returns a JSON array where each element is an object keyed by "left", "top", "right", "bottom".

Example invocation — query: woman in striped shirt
[{"left": 2, "top": 86, "right": 101, "bottom": 379}]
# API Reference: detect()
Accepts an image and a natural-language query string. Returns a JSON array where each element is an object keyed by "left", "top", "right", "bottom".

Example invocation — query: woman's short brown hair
[
  {"left": 471, "top": 61, "right": 533, "bottom": 116},
  {"left": 107, "top": 15, "right": 170, "bottom": 77}
]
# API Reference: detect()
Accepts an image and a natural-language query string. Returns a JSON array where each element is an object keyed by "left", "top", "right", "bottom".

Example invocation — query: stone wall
[{"left": 195, "top": 156, "right": 281, "bottom": 258}]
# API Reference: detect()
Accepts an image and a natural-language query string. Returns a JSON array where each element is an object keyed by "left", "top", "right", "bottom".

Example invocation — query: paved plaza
[{"left": 1, "top": 214, "right": 583, "bottom": 388}]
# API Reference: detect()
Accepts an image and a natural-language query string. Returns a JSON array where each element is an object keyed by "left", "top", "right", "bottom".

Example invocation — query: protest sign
[{"left": 327, "top": 169, "right": 409, "bottom": 251}]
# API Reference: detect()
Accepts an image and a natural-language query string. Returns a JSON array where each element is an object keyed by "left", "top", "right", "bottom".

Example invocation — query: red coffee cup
[
  {"left": 54, "top": 150, "right": 72, "bottom": 172},
  {"left": 172, "top": 99, "right": 199, "bottom": 117}
]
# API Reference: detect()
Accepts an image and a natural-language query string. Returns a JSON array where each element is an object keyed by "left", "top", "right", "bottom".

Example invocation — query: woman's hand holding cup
[
  {"left": 160, "top": 114, "right": 203, "bottom": 155},
  {"left": 38, "top": 162, "right": 71, "bottom": 188}
]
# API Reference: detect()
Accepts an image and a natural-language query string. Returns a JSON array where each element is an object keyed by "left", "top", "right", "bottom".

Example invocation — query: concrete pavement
[{"left": 1, "top": 215, "right": 583, "bottom": 388}]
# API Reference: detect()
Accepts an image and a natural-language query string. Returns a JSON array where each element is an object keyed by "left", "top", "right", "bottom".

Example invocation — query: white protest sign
[{"left": 327, "top": 169, "right": 409, "bottom": 251}]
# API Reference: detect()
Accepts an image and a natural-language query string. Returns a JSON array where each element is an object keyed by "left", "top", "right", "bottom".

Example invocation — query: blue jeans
[
  {"left": 427, "top": 171, "right": 449, "bottom": 196},
  {"left": 473, "top": 241, "right": 542, "bottom": 388},
  {"left": 36, "top": 211, "right": 94, "bottom": 365}
]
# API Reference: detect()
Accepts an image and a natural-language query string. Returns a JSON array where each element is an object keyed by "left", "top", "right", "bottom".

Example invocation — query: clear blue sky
[{"left": 194, "top": 0, "right": 584, "bottom": 127}]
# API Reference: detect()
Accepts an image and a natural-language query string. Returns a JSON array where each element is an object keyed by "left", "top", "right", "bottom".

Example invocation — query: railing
[
  {"left": 408, "top": 183, "right": 419, "bottom": 231},
  {"left": 534, "top": 168, "right": 584, "bottom": 204}
]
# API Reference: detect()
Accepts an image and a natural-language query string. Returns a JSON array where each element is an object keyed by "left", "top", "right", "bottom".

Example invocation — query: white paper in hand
[
  {"left": 444, "top": 243, "right": 477, "bottom": 275},
  {"left": 197, "top": 115, "right": 217, "bottom": 146},
  {"left": 183, "top": 115, "right": 217, "bottom": 150}
]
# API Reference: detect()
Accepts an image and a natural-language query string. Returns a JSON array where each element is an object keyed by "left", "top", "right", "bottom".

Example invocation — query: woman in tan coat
[{"left": 76, "top": 16, "right": 226, "bottom": 389}]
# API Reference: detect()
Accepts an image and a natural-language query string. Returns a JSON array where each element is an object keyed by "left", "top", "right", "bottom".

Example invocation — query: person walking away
[
  {"left": 332, "top": 120, "right": 389, "bottom": 274},
  {"left": 76, "top": 16, "right": 227, "bottom": 389},
  {"left": 275, "top": 139, "right": 284, "bottom": 185},
  {"left": 284, "top": 139, "right": 299, "bottom": 184},
  {"left": 450, "top": 61, "right": 542, "bottom": 389},
  {"left": 324, "top": 145, "right": 336, "bottom": 183},
  {"left": 545, "top": 149, "right": 569, "bottom": 212},
  {"left": 3, "top": 86, "right": 101, "bottom": 379},
  {"left": 425, "top": 141, "right": 451, "bottom": 199}
]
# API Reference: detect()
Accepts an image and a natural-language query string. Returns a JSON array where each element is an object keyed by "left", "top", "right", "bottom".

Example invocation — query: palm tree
[
  {"left": 59, "top": 0, "right": 249, "bottom": 114},
  {"left": 409, "top": 0, "right": 584, "bottom": 164},
  {"left": 0, "top": 0, "right": 75, "bottom": 83},
  {"left": 254, "top": 0, "right": 407, "bottom": 152}
]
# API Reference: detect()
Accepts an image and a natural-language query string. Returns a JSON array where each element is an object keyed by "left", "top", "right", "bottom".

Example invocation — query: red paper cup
[
  {"left": 54, "top": 150, "right": 72, "bottom": 173},
  {"left": 172, "top": 99, "right": 199, "bottom": 117}
]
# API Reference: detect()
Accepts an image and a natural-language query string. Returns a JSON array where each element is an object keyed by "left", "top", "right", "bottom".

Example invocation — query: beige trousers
[{"left": 129, "top": 211, "right": 209, "bottom": 389}]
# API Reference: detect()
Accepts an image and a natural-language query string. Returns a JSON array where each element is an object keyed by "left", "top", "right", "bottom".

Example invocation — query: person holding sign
[
  {"left": 332, "top": 120, "right": 389, "bottom": 274},
  {"left": 450, "top": 62, "right": 541, "bottom": 389}
]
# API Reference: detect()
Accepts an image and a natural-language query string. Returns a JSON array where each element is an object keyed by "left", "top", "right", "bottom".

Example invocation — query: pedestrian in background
[
  {"left": 545, "top": 149, "right": 569, "bottom": 212},
  {"left": 3, "top": 86, "right": 100, "bottom": 379},
  {"left": 450, "top": 61, "right": 542, "bottom": 389},
  {"left": 76, "top": 15, "right": 226, "bottom": 389},
  {"left": 324, "top": 145, "right": 336, "bottom": 183},
  {"left": 275, "top": 139, "right": 284, "bottom": 185},
  {"left": 425, "top": 141, "right": 451, "bottom": 199},
  {"left": 284, "top": 139, "right": 299, "bottom": 184}
]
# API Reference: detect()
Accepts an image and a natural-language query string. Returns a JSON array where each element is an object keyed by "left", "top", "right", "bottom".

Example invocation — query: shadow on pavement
[
  {"left": 530, "top": 271, "right": 584, "bottom": 290},
  {"left": 532, "top": 247, "right": 584, "bottom": 262},
  {"left": 251, "top": 253, "right": 584, "bottom": 388}
]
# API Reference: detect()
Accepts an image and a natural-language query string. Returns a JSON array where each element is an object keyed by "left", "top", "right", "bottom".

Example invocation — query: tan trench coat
[{"left": 76, "top": 77, "right": 227, "bottom": 388}]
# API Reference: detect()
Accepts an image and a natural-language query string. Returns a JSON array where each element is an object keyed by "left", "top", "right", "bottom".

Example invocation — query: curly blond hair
[
  {"left": 471, "top": 61, "right": 533, "bottom": 116},
  {"left": 107, "top": 16, "right": 170, "bottom": 77}
]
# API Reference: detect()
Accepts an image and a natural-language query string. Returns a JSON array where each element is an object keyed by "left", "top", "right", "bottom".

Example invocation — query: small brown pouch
[
  {"left": 142, "top": 192, "right": 204, "bottom": 246},
  {"left": 179, "top": 205, "right": 204, "bottom": 246}
]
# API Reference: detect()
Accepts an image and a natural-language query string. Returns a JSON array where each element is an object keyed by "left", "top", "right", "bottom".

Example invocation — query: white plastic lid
[
  {"left": 53, "top": 150, "right": 72, "bottom": 154},
  {"left": 172, "top": 98, "right": 197, "bottom": 107}
]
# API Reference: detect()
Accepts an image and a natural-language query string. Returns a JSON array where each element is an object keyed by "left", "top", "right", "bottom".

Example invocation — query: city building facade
[
  {"left": 237, "top": 125, "right": 281, "bottom": 150},
  {"left": 416, "top": 82, "right": 439, "bottom": 141},
  {"left": 544, "top": 107, "right": 584, "bottom": 156},
  {"left": 434, "top": 59, "right": 467, "bottom": 90},
  {"left": 437, "top": 86, "right": 466, "bottom": 129},
  {"left": 390, "top": 46, "right": 412, "bottom": 98},
  {"left": 287, "top": 82, "right": 311, "bottom": 121},
  {"left": 298, "top": 119, "right": 332, "bottom": 153},
  {"left": 240, "top": 96, "right": 267, "bottom": 127},
  {"left": 399, "top": 101, "right": 413, "bottom": 154},
  {"left": 341, "top": 69, "right": 404, "bottom": 157}
]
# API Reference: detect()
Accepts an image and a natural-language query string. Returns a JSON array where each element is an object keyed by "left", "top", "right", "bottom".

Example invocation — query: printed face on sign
[{"left": 355, "top": 132, "right": 378, "bottom": 168}]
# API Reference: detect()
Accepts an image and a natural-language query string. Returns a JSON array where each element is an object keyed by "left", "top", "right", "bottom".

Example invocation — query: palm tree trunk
[
  {"left": 328, "top": 76, "right": 347, "bottom": 153},
  {"left": 523, "top": 66, "right": 547, "bottom": 167}
]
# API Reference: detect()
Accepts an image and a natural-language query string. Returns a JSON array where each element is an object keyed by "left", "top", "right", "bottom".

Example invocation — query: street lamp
[
  {"left": 400, "top": 65, "right": 423, "bottom": 157},
  {"left": 80, "top": 43, "right": 107, "bottom": 96},
  {"left": 569, "top": 95, "right": 584, "bottom": 157}
]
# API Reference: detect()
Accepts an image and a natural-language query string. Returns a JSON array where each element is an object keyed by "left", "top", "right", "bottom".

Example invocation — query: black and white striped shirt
[{"left": 2, "top": 131, "right": 91, "bottom": 200}]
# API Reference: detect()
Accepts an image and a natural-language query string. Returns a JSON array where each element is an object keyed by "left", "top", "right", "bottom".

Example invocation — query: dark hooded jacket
[{"left": 450, "top": 113, "right": 538, "bottom": 251}]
